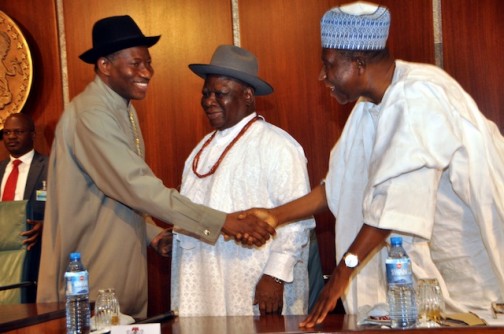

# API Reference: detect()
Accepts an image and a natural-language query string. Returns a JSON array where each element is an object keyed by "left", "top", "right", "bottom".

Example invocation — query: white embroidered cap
[{"left": 321, "top": 1, "right": 390, "bottom": 50}]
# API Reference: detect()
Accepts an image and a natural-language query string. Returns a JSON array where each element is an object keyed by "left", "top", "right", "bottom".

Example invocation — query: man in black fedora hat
[
  {"left": 170, "top": 45, "right": 316, "bottom": 316},
  {"left": 37, "top": 16, "right": 275, "bottom": 318}
]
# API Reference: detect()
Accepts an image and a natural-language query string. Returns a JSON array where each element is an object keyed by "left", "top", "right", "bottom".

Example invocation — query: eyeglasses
[{"left": 3, "top": 129, "right": 30, "bottom": 136}]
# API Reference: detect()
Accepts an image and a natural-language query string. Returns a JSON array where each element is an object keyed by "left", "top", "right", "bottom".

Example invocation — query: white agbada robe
[
  {"left": 171, "top": 113, "right": 315, "bottom": 316},
  {"left": 325, "top": 60, "right": 504, "bottom": 315}
]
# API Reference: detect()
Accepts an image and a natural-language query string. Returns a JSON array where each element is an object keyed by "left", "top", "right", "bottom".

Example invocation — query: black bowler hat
[
  {"left": 79, "top": 15, "right": 160, "bottom": 64},
  {"left": 189, "top": 45, "right": 273, "bottom": 96}
]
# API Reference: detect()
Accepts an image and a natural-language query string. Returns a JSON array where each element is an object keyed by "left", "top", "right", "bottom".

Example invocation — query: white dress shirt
[{"left": 1, "top": 149, "right": 35, "bottom": 200}]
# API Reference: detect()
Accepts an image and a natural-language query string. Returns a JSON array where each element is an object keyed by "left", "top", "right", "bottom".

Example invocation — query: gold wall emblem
[{"left": 0, "top": 11, "right": 33, "bottom": 130}]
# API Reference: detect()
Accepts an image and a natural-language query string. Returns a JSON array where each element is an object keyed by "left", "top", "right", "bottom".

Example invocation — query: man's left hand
[
  {"left": 21, "top": 219, "right": 42, "bottom": 251},
  {"left": 299, "top": 266, "right": 348, "bottom": 328},
  {"left": 151, "top": 229, "right": 173, "bottom": 257},
  {"left": 254, "top": 274, "right": 284, "bottom": 315}
]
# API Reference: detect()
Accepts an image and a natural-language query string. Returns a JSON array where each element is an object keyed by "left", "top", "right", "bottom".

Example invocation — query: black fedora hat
[
  {"left": 189, "top": 45, "right": 273, "bottom": 96},
  {"left": 79, "top": 15, "right": 160, "bottom": 64}
]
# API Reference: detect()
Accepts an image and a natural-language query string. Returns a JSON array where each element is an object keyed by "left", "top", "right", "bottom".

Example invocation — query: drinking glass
[
  {"left": 95, "top": 288, "right": 120, "bottom": 330},
  {"left": 416, "top": 278, "right": 444, "bottom": 327}
]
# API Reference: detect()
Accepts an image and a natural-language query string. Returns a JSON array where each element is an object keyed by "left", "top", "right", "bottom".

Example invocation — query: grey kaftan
[{"left": 37, "top": 76, "right": 226, "bottom": 318}]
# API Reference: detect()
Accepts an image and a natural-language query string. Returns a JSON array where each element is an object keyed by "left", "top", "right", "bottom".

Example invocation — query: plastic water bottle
[
  {"left": 386, "top": 236, "right": 417, "bottom": 328},
  {"left": 65, "top": 252, "right": 90, "bottom": 334}
]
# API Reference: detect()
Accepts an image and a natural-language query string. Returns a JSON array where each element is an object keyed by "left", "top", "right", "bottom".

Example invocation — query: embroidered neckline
[{"left": 128, "top": 108, "right": 142, "bottom": 157}]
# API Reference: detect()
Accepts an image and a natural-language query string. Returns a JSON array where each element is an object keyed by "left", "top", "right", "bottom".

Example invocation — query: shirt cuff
[{"left": 263, "top": 252, "right": 297, "bottom": 283}]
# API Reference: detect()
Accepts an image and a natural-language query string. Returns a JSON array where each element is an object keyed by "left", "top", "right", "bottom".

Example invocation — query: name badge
[{"left": 36, "top": 190, "right": 47, "bottom": 201}]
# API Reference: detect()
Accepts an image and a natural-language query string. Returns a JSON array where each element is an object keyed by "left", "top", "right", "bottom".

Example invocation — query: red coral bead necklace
[{"left": 192, "top": 115, "right": 261, "bottom": 178}]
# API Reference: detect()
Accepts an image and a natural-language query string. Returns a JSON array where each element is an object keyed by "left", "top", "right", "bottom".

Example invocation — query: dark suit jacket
[{"left": 0, "top": 151, "right": 48, "bottom": 302}]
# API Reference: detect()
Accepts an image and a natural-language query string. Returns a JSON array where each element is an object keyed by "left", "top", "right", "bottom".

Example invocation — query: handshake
[
  {"left": 221, "top": 208, "right": 279, "bottom": 247},
  {"left": 151, "top": 208, "right": 279, "bottom": 256}
]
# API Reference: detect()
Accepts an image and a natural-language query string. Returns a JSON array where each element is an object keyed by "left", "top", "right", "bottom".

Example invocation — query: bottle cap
[
  {"left": 390, "top": 236, "right": 402, "bottom": 246},
  {"left": 69, "top": 252, "right": 81, "bottom": 261}
]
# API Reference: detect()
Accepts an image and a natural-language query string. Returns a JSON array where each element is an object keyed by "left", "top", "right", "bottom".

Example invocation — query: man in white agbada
[
  {"left": 246, "top": 1, "right": 504, "bottom": 328},
  {"left": 171, "top": 45, "right": 315, "bottom": 316}
]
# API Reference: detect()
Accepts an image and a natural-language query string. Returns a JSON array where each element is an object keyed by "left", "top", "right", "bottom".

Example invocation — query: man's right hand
[
  {"left": 222, "top": 211, "right": 276, "bottom": 247},
  {"left": 22, "top": 219, "right": 43, "bottom": 251},
  {"left": 242, "top": 208, "right": 279, "bottom": 229}
]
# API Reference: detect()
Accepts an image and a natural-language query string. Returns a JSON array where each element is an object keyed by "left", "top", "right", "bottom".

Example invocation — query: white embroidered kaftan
[
  {"left": 325, "top": 60, "right": 504, "bottom": 315},
  {"left": 171, "top": 113, "right": 315, "bottom": 316}
]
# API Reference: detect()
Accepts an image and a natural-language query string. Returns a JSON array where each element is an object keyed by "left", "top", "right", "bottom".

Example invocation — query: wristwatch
[{"left": 343, "top": 252, "right": 359, "bottom": 268}]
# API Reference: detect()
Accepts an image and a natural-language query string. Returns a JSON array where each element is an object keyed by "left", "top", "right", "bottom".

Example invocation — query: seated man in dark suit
[{"left": 0, "top": 113, "right": 48, "bottom": 302}]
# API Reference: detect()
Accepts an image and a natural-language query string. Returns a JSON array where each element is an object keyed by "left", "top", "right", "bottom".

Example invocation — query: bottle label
[
  {"left": 65, "top": 271, "right": 89, "bottom": 296},
  {"left": 386, "top": 258, "right": 413, "bottom": 285}
]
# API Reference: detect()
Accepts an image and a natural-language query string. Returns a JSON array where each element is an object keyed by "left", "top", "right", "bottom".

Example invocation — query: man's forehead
[
  {"left": 321, "top": 48, "right": 343, "bottom": 60},
  {"left": 4, "top": 115, "right": 32, "bottom": 129}
]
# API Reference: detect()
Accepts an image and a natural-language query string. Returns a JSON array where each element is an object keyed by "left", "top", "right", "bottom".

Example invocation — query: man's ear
[
  {"left": 97, "top": 56, "right": 111, "bottom": 76},
  {"left": 355, "top": 57, "right": 366, "bottom": 69},
  {"left": 355, "top": 56, "right": 366, "bottom": 74},
  {"left": 244, "top": 87, "right": 255, "bottom": 105}
]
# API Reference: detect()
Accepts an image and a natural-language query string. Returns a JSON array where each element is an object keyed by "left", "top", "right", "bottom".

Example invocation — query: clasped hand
[
  {"left": 151, "top": 228, "right": 173, "bottom": 257},
  {"left": 221, "top": 209, "right": 279, "bottom": 247},
  {"left": 21, "top": 219, "right": 43, "bottom": 251},
  {"left": 254, "top": 274, "right": 284, "bottom": 315}
]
